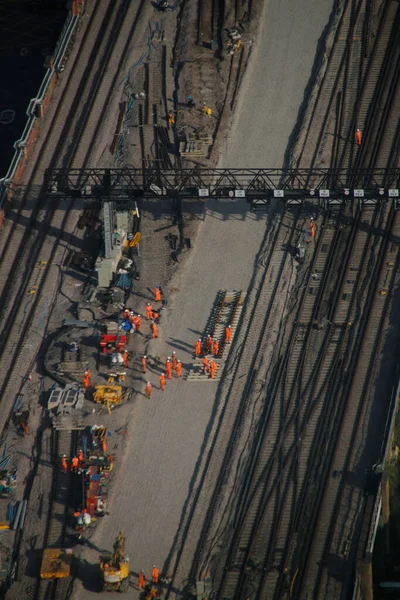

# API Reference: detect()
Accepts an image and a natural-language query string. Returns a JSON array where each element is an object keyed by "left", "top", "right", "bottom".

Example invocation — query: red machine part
[{"left": 100, "top": 334, "right": 126, "bottom": 354}]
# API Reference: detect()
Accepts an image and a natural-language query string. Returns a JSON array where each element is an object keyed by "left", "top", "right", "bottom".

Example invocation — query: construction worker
[
  {"left": 210, "top": 359, "right": 217, "bottom": 379},
  {"left": 187, "top": 95, "right": 195, "bottom": 109},
  {"left": 194, "top": 338, "right": 202, "bottom": 356},
  {"left": 141, "top": 355, "right": 147, "bottom": 373},
  {"left": 83, "top": 370, "right": 91, "bottom": 389},
  {"left": 132, "top": 314, "right": 141, "bottom": 332},
  {"left": 117, "top": 372, "right": 126, "bottom": 383},
  {"left": 155, "top": 287, "right": 162, "bottom": 302},
  {"left": 172, "top": 351, "right": 177, "bottom": 370},
  {"left": 176, "top": 359, "right": 182, "bottom": 377},
  {"left": 159, "top": 373, "right": 166, "bottom": 391},
  {"left": 138, "top": 570, "right": 145, "bottom": 589},
  {"left": 203, "top": 103, "right": 212, "bottom": 118},
  {"left": 202, "top": 356, "right": 209, "bottom": 374},
  {"left": 71, "top": 456, "right": 79, "bottom": 472},
  {"left": 213, "top": 339, "right": 219, "bottom": 357},
  {"left": 61, "top": 456, "right": 68, "bottom": 473},
  {"left": 147, "top": 589, "right": 157, "bottom": 600},
  {"left": 166, "top": 359, "right": 172, "bottom": 379},
  {"left": 355, "top": 128, "right": 362, "bottom": 145},
  {"left": 152, "top": 310, "right": 160, "bottom": 323},
  {"left": 146, "top": 303, "right": 153, "bottom": 320},
  {"left": 123, "top": 308, "right": 130, "bottom": 320},
  {"left": 151, "top": 322, "right": 159, "bottom": 339},
  {"left": 122, "top": 350, "right": 128, "bottom": 367},
  {"left": 146, "top": 382, "right": 153, "bottom": 399},
  {"left": 152, "top": 565, "right": 159, "bottom": 584},
  {"left": 78, "top": 449, "right": 84, "bottom": 464},
  {"left": 310, "top": 218, "right": 315, "bottom": 238},
  {"left": 168, "top": 112, "right": 175, "bottom": 124},
  {"left": 225, "top": 325, "right": 232, "bottom": 343},
  {"left": 206, "top": 335, "right": 213, "bottom": 353}
]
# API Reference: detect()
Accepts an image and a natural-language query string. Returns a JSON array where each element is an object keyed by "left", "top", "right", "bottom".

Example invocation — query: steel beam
[{"left": 44, "top": 167, "right": 400, "bottom": 205}]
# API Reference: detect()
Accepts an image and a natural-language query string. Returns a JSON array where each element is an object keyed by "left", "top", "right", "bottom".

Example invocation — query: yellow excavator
[{"left": 99, "top": 532, "right": 129, "bottom": 592}]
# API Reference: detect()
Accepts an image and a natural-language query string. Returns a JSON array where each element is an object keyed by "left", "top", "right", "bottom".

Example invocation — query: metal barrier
[{"left": 0, "top": 5, "right": 82, "bottom": 207}]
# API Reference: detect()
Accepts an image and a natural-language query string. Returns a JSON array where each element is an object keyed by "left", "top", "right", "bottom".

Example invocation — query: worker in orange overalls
[
  {"left": 123, "top": 308, "right": 130, "bottom": 320},
  {"left": 146, "top": 303, "right": 153, "bottom": 320},
  {"left": 206, "top": 335, "right": 213, "bottom": 353},
  {"left": 78, "top": 449, "right": 84, "bottom": 464},
  {"left": 194, "top": 339, "right": 201, "bottom": 356},
  {"left": 355, "top": 128, "right": 362, "bottom": 145},
  {"left": 83, "top": 370, "right": 91, "bottom": 389},
  {"left": 151, "top": 322, "right": 158, "bottom": 339},
  {"left": 159, "top": 373, "right": 166, "bottom": 391},
  {"left": 155, "top": 287, "right": 161, "bottom": 302},
  {"left": 213, "top": 339, "right": 219, "bottom": 357},
  {"left": 310, "top": 218, "right": 315, "bottom": 238},
  {"left": 210, "top": 359, "right": 217, "bottom": 379},
  {"left": 225, "top": 325, "right": 232, "bottom": 343},
  {"left": 202, "top": 356, "right": 209, "bottom": 374},
  {"left": 61, "top": 456, "right": 68, "bottom": 473},
  {"left": 176, "top": 360, "right": 182, "bottom": 377},
  {"left": 172, "top": 351, "right": 177, "bottom": 371},
  {"left": 71, "top": 456, "right": 79, "bottom": 472},
  {"left": 152, "top": 565, "right": 159, "bottom": 584},
  {"left": 141, "top": 355, "right": 147, "bottom": 373},
  {"left": 146, "top": 382, "right": 153, "bottom": 398},
  {"left": 166, "top": 359, "right": 172, "bottom": 379},
  {"left": 122, "top": 350, "right": 128, "bottom": 367},
  {"left": 133, "top": 314, "right": 141, "bottom": 332},
  {"left": 138, "top": 570, "right": 145, "bottom": 589}
]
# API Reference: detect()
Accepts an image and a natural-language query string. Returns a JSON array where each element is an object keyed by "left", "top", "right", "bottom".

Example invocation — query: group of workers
[
  {"left": 138, "top": 565, "right": 161, "bottom": 597},
  {"left": 194, "top": 325, "right": 232, "bottom": 357},
  {"left": 144, "top": 351, "right": 183, "bottom": 397},
  {"left": 168, "top": 100, "right": 212, "bottom": 126},
  {"left": 122, "top": 308, "right": 142, "bottom": 333},
  {"left": 61, "top": 449, "right": 85, "bottom": 473}
]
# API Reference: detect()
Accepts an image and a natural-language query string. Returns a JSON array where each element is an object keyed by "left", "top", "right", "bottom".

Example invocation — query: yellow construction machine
[
  {"left": 99, "top": 531, "right": 129, "bottom": 592},
  {"left": 93, "top": 385, "right": 123, "bottom": 414}
]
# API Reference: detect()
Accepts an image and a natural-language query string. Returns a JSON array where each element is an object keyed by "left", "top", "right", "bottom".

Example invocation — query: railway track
[
  {"left": 0, "top": 1, "right": 147, "bottom": 598},
  {"left": 295, "top": 204, "right": 400, "bottom": 599},
  {"left": 169, "top": 2, "right": 400, "bottom": 597},
  {"left": 37, "top": 430, "right": 79, "bottom": 600},
  {"left": 209, "top": 197, "right": 391, "bottom": 598}
]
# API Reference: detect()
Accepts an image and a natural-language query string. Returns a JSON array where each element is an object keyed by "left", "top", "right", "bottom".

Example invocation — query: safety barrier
[{"left": 0, "top": 1, "right": 84, "bottom": 207}]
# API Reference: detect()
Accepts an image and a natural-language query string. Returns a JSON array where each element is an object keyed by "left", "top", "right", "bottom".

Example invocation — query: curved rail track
[
  {"left": 0, "top": 1, "right": 147, "bottom": 598},
  {"left": 172, "top": 1, "right": 400, "bottom": 598}
]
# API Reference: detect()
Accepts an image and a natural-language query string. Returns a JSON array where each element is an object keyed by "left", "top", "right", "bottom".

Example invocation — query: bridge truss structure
[{"left": 44, "top": 167, "right": 400, "bottom": 208}]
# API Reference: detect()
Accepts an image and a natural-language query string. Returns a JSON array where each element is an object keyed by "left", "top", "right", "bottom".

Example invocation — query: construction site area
[{"left": 0, "top": 0, "right": 399, "bottom": 599}]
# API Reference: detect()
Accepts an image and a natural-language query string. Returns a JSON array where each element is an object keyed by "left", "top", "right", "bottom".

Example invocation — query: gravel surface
[{"left": 70, "top": 0, "right": 335, "bottom": 598}]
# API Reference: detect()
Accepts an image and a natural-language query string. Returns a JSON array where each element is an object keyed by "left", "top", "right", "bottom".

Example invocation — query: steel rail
[{"left": 164, "top": 210, "right": 303, "bottom": 599}]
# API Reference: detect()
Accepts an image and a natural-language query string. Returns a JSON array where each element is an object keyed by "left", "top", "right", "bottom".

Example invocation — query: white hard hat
[
  {"left": 178, "top": 360, "right": 181, "bottom": 363},
  {"left": 162, "top": 373, "right": 165, "bottom": 376},
  {"left": 143, "top": 355, "right": 147, "bottom": 358}
]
